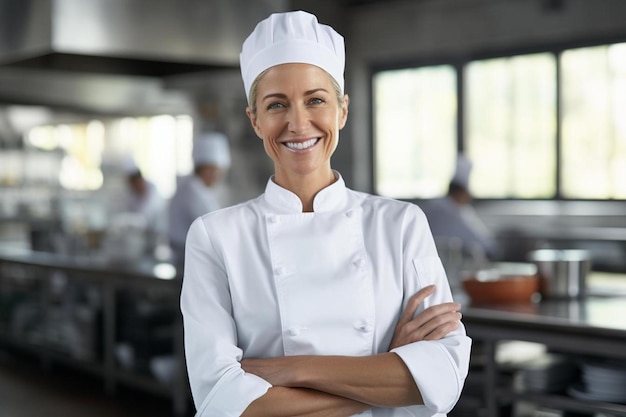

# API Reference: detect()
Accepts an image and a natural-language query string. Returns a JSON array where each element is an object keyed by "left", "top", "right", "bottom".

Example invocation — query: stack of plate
[
  {"left": 567, "top": 358, "right": 626, "bottom": 403},
  {"left": 517, "top": 353, "right": 578, "bottom": 393}
]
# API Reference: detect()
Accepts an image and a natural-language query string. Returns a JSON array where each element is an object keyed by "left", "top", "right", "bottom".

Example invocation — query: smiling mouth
[{"left": 284, "top": 138, "right": 320, "bottom": 150}]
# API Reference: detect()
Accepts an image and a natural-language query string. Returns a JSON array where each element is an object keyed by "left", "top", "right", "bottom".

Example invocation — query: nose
[{"left": 287, "top": 103, "right": 308, "bottom": 133}]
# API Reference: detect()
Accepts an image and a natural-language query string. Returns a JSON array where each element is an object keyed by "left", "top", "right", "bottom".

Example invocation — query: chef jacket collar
[{"left": 263, "top": 171, "right": 348, "bottom": 213}]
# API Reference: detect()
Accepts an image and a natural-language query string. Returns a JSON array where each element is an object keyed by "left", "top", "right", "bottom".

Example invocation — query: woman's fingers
[
  {"left": 396, "top": 285, "right": 436, "bottom": 328},
  {"left": 390, "top": 288, "right": 462, "bottom": 349},
  {"left": 409, "top": 302, "right": 461, "bottom": 329},
  {"left": 410, "top": 310, "right": 462, "bottom": 341},
  {"left": 393, "top": 311, "right": 459, "bottom": 345},
  {"left": 422, "top": 315, "right": 461, "bottom": 340}
]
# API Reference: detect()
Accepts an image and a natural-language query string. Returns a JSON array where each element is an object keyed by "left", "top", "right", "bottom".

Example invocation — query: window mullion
[{"left": 556, "top": 50, "right": 563, "bottom": 199}]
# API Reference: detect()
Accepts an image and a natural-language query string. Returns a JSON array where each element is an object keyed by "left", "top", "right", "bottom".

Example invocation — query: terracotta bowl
[{"left": 463, "top": 270, "right": 540, "bottom": 305}]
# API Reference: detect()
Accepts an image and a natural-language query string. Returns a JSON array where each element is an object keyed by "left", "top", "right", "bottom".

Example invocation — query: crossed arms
[{"left": 241, "top": 285, "right": 464, "bottom": 417}]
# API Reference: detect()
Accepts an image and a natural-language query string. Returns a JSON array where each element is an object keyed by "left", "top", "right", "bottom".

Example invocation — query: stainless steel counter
[
  {"left": 3, "top": 248, "right": 626, "bottom": 417},
  {"left": 0, "top": 247, "right": 180, "bottom": 282},
  {"left": 463, "top": 296, "right": 626, "bottom": 416},
  {"left": 0, "top": 248, "right": 187, "bottom": 416}
]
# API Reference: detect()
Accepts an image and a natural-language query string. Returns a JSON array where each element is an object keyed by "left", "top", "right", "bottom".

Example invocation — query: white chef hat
[
  {"left": 192, "top": 132, "right": 231, "bottom": 168},
  {"left": 451, "top": 153, "right": 473, "bottom": 189},
  {"left": 239, "top": 10, "right": 345, "bottom": 104}
]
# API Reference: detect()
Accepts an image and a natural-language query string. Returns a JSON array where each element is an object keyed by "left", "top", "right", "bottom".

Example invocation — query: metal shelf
[
  {"left": 463, "top": 301, "right": 626, "bottom": 417},
  {"left": 0, "top": 252, "right": 188, "bottom": 417}
]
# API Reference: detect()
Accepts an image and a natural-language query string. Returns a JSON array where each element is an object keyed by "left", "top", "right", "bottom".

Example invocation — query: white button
[
  {"left": 274, "top": 267, "right": 285, "bottom": 276},
  {"left": 287, "top": 327, "right": 300, "bottom": 336},
  {"left": 345, "top": 210, "right": 354, "bottom": 218},
  {"left": 353, "top": 258, "right": 365, "bottom": 268},
  {"left": 353, "top": 321, "right": 372, "bottom": 333},
  {"left": 267, "top": 215, "right": 278, "bottom": 224}
]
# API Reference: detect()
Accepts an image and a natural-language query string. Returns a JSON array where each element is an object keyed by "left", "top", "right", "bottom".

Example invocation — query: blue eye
[
  {"left": 309, "top": 98, "right": 324, "bottom": 105},
  {"left": 267, "top": 102, "right": 285, "bottom": 110}
]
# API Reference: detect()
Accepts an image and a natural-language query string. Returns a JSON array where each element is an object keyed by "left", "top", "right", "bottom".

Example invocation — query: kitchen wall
[
  {"left": 1, "top": 0, "right": 626, "bottom": 269},
  {"left": 222, "top": 0, "right": 626, "bottom": 271},
  {"left": 334, "top": 0, "right": 626, "bottom": 269},
  {"left": 342, "top": 0, "right": 626, "bottom": 191}
]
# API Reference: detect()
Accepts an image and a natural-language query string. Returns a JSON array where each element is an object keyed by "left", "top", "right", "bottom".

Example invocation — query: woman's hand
[
  {"left": 389, "top": 285, "right": 461, "bottom": 350},
  {"left": 242, "top": 356, "right": 301, "bottom": 387}
]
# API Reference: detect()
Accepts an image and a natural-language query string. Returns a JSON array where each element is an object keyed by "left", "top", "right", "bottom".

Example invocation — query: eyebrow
[{"left": 261, "top": 88, "right": 329, "bottom": 102}]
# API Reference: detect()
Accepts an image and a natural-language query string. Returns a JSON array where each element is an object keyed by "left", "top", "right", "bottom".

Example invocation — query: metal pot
[{"left": 527, "top": 249, "right": 591, "bottom": 299}]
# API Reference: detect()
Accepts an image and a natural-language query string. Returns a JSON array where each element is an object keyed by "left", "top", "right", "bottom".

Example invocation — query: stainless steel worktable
[
  {"left": 0, "top": 248, "right": 188, "bottom": 416},
  {"left": 463, "top": 296, "right": 626, "bottom": 416}
]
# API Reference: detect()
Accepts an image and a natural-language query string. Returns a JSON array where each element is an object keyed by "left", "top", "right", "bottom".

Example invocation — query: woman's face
[{"left": 246, "top": 63, "right": 348, "bottom": 183}]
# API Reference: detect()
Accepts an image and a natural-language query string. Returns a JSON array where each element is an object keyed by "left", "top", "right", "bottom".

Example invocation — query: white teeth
[{"left": 285, "top": 138, "right": 318, "bottom": 150}]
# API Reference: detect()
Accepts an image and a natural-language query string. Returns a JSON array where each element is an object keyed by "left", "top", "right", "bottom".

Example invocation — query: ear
[
  {"left": 339, "top": 94, "right": 349, "bottom": 130},
  {"left": 246, "top": 107, "right": 264, "bottom": 139}
]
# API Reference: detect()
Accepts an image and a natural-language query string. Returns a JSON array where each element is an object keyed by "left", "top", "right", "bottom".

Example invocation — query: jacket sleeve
[
  {"left": 180, "top": 217, "right": 271, "bottom": 416},
  {"left": 390, "top": 205, "right": 472, "bottom": 414}
]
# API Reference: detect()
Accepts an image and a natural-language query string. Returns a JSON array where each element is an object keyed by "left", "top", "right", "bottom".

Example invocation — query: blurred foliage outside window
[
  {"left": 465, "top": 53, "right": 556, "bottom": 199},
  {"left": 27, "top": 115, "right": 193, "bottom": 199},
  {"left": 373, "top": 66, "right": 457, "bottom": 199},
  {"left": 561, "top": 43, "right": 626, "bottom": 199}
]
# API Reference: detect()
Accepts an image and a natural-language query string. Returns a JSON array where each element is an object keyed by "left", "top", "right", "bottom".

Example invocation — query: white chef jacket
[
  {"left": 168, "top": 175, "right": 222, "bottom": 263},
  {"left": 181, "top": 173, "right": 471, "bottom": 417},
  {"left": 123, "top": 180, "right": 167, "bottom": 235}
]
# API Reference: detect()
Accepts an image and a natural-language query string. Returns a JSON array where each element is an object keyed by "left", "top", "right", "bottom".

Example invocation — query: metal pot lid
[{"left": 527, "top": 249, "right": 591, "bottom": 262}]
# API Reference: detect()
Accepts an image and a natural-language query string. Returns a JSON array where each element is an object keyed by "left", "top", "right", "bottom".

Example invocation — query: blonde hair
[{"left": 247, "top": 69, "right": 344, "bottom": 115}]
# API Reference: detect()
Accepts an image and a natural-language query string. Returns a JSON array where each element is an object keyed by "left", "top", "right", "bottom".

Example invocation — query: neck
[{"left": 274, "top": 169, "right": 337, "bottom": 212}]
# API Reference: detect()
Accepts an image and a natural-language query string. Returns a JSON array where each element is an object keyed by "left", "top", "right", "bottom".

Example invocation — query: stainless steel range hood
[
  {"left": 0, "top": 0, "right": 287, "bottom": 76},
  {"left": 0, "top": 0, "right": 287, "bottom": 116}
]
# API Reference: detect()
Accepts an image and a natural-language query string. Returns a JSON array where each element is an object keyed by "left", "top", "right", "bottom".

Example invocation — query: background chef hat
[
  {"left": 451, "top": 153, "right": 473, "bottom": 189},
  {"left": 192, "top": 132, "right": 231, "bottom": 168},
  {"left": 239, "top": 10, "right": 345, "bottom": 104}
]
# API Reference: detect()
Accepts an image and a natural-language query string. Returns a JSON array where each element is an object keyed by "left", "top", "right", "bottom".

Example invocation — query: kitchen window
[
  {"left": 373, "top": 65, "right": 457, "bottom": 198},
  {"left": 27, "top": 115, "right": 193, "bottom": 198},
  {"left": 561, "top": 43, "right": 626, "bottom": 199},
  {"left": 28, "top": 121, "right": 105, "bottom": 191},
  {"left": 465, "top": 53, "right": 556, "bottom": 199},
  {"left": 373, "top": 41, "right": 626, "bottom": 201}
]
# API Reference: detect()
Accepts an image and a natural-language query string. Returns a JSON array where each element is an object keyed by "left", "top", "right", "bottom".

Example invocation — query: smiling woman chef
[{"left": 180, "top": 10, "right": 471, "bottom": 417}]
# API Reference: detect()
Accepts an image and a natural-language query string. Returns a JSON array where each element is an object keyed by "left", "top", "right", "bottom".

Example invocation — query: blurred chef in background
[
  {"left": 423, "top": 154, "right": 498, "bottom": 263},
  {"left": 122, "top": 157, "right": 167, "bottom": 237},
  {"left": 167, "top": 132, "right": 231, "bottom": 265},
  {"left": 99, "top": 157, "right": 168, "bottom": 262}
]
